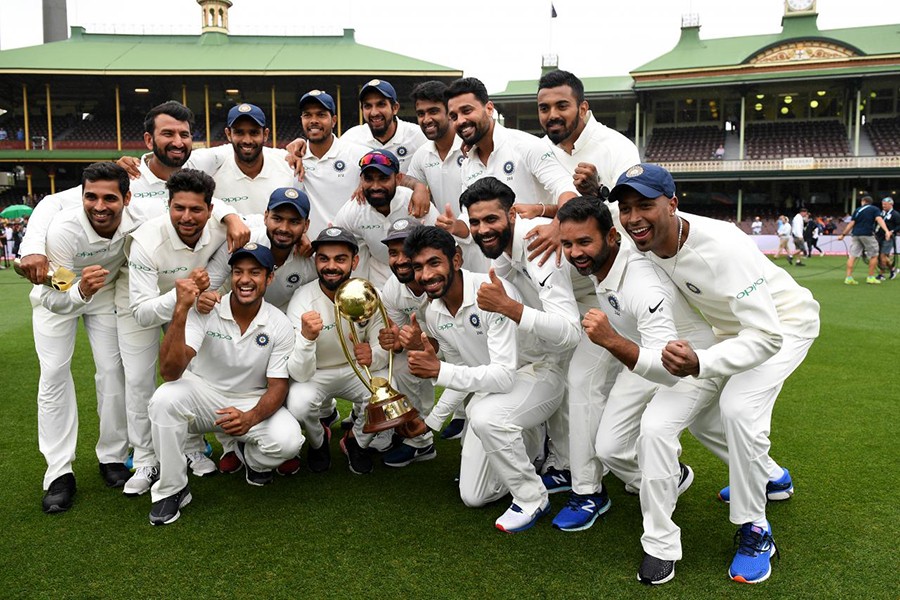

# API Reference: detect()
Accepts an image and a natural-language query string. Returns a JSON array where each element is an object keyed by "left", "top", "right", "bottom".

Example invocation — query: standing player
[
  {"left": 403, "top": 226, "right": 565, "bottom": 532},
  {"left": 837, "top": 195, "right": 891, "bottom": 285},
  {"left": 35, "top": 162, "right": 135, "bottom": 513},
  {"left": 876, "top": 197, "right": 898, "bottom": 280},
  {"left": 789, "top": 208, "right": 807, "bottom": 266},
  {"left": 148, "top": 244, "right": 303, "bottom": 525},
  {"left": 610, "top": 163, "right": 820, "bottom": 584}
]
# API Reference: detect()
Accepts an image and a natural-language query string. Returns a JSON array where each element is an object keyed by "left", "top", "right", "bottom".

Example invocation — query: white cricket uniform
[
  {"left": 148, "top": 295, "right": 303, "bottom": 501},
  {"left": 460, "top": 122, "right": 577, "bottom": 205},
  {"left": 640, "top": 212, "right": 820, "bottom": 526},
  {"left": 121, "top": 214, "right": 229, "bottom": 467},
  {"left": 408, "top": 136, "right": 490, "bottom": 273},
  {"left": 284, "top": 279, "right": 388, "bottom": 449},
  {"left": 33, "top": 206, "right": 137, "bottom": 488},
  {"left": 206, "top": 146, "right": 296, "bottom": 217},
  {"left": 341, "top": 119, "right": 427, "bottom": 174},
  {"left": 423, "top": 269, "right": 565, "bottom": 515},
  {"left": 544, "top": 112, "right": 640, "bottom": 195},
  {"left": 332, "top": 187, "right": 440, "bottom": 289},
  {"left": 298, "top": 135, "right": 369, "bottom": 238}
]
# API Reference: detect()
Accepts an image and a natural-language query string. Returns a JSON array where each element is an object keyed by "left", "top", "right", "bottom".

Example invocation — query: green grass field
[{"left": 0, "top": 257, "right": 897, "bottom": 599}]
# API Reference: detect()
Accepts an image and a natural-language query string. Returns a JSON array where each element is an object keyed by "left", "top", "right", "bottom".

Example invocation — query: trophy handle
[{"left": 333, "top": 307, "right": 375, "bottom": 394}]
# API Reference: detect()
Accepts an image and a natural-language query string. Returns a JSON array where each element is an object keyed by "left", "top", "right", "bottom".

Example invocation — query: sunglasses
[{"left": 359, "top": 152, "right": 397, "bottom": 170}]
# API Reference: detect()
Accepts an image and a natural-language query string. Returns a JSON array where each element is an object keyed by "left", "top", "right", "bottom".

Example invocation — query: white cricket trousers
[
  {"left": 719, "top": 334, "right": 814, "bottom": 525},
  {"left": 391, "top": 353, "right": 434, "bottom": 449},
  {"left": 459, "top": 362, "right": 565, "bottom": 515},
  {"left": 149, "top": 371, "right": 303, "bottom": 502},
  {"left": 285, "top": 365, "right": 376, "bottom": 450},
  {"left": 33, "top": 304, "right": 128, "bottom": 489},
  {"left": 638, "top": 376, "right": 724, "bottom": 560}
]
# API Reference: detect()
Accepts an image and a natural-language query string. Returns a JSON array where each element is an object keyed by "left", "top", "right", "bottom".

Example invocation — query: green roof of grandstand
[
  {"left": 0, "top": 27, "right": 461, "bottom": 76},
  {"left": 494, "top": 75, "right": 635, "bottom": 99},
  {"left": 633, "top": 15, "right": 900, "bottom": 74}
]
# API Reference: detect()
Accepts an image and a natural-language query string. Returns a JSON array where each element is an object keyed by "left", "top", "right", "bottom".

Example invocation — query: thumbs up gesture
[
  {"left": 477, "top": 268, "right": 512, "bottom": 314},
  {"left": 408, "top": 331, "right": 440, "bottom": 379},
  {"left": 398, "top": 312, "right": 425, "bottom": 350},
  {"left": 436, "top": 203, "right": 468, "bottom": 238}
]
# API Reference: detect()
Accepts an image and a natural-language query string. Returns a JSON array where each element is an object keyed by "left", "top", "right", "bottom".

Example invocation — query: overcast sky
[{"left": 0, "top": 0, "right": 898, "bottom": 92}]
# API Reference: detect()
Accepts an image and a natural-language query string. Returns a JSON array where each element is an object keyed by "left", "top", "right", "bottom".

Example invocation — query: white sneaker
[
  {"left": 186, "top": 452, "right": 216, "bottom": 477},
  {"left": 123, "top": 465, "right": 159, "bottom": 497},
  {"left": 495, "top": 498, "right": 551, "bottom": 533},
  {"left": 368, "top": 430, "right": 395, "bottom": 453}
]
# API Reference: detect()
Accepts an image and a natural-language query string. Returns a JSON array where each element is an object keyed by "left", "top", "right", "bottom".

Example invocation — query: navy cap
[
  {"left": 359, "top": 79, "right": 398, "bottom": 104},
  {"left": 229, "top": 242, "right": 275, "bottom": 272},
  {"left": 381, "top": 217, "right": 418, "bottom": 245},
  {"left": 311, "top": 226, "right": 359, "bottom": 254},
  {"left": 359, "top": 149, "right": 400, "bottom": 175},
  {"left": 227, "top": 103, "right": 266, "bottom": 128},
  {"left": 267, "top": 187, "right": 310, "bottom": 219},
  {"left": 299, "top": 90, "right": 336, "bottom": 114},
  {"left": 609, "top": 163, "right": 676, "bottom": 202}
]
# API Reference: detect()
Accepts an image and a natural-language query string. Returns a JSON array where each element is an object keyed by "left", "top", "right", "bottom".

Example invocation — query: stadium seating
[
  {"left": 644, "top": 125, "right": 724, "bottom": 161},
  {"left": 744, "top": 120, "right": 849, "bottom": 159},
  {"left": 864, "top": 117, "right": 900, "bottom": 156}
]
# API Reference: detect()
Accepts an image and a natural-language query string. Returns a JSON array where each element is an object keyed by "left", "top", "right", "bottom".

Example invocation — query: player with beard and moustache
[
  {"left": 459, "top": 177, "right": 583, "bottom": 496},
  {"left": 148, "top": 244, "right": 303, "bottom": 525},
  {"left": 203, "top": 104, "right": 297, "bottom": 217},
  {"left": 610, "top": 164, "right": 819, "bottom": 584},
  {"left": 403, "top": 226, "right": 565, "bottom": 532},
  {"left": 332, "top": 150, "right": 440, "bottom": 289},
  {"left": 284, "top": 227, "right": 389, "bottom": 475},
  {"left": 407, "top": 81, "right": 489, "bottom": 276},
  {"left": 294, "top": 90, "right": 370, "bottom": 238},
  {"left": 536, "top": 70, "right": 639, "bottom": 201},
  {"left": 445, "top": 77, "right": 577, "bottom": 267},
  {"left": 557, "top": 197, "right": 731, "bottom": 584},
  {"left": 35, "top": 162, "right": 137, "bottom": 513}
]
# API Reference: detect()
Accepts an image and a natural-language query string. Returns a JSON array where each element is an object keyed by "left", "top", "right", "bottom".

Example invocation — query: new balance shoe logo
[{"left": 581, "top": 499, "right": 596, "bottom": 512}]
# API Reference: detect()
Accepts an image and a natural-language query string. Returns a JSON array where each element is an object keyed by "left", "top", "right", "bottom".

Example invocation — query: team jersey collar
[
  {"left": 164, "top": 215, "right": 212, "bottom": 251},
  {"left": 303, "top": 134, "right": 339, "bottom": 161},
  {"left": 571, "top": 112, "right": 598, "bottom": 154},
  {"left": 592, "top": 243, "right": 631, "bottom": 292},
  {"left": 432, "top": 269, "right": 475, "bottom": 317},
  {"left": 218, "top": 291, "right": 270, "bottom": 329},
  {"left": 76, "top": 203, "right": 137, "bottom": 243}
]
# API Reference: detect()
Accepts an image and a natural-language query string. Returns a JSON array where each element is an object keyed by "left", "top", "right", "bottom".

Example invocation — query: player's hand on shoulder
[
  {"left": 526, "top": 219, "right": 561, "bottom": 267},
  {"left": 573, "top": 162, "right": 600, "bottom": 197},
  {"left": 115, "top": 155, "right": 142, "bottom": 180},
  {"left": 300, "top": 310, "right": 324, "bottom": 340},
  {"left": 223, "top": 214, "right": 251, "bottom": 253}
]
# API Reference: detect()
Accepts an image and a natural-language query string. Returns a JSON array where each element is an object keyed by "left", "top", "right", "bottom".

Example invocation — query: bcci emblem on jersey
[
  {"left": 607, "top": 294, "right": 621, "bottom": 313},
  {"left": 334, "top": 160, "right": 346, "bottom": 172},
  {"left": 469, "top": 313, "right": 481, "bottom": 328},
  {"left": 503, "top": 161, "right": 515, "bottom": 175},
  {"left": 255, "top": 333, "right": 270, "bottom": 347},
  {"left": 396, "top": 146, "right": 408, "bottom": 157}
]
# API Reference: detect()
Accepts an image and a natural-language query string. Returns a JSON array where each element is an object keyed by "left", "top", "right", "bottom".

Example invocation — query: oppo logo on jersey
[
  {"left": 221, "top": 196, "right": 250, "bottom": 204},
  {"left": 736, "top": 277, "right": 766, "bottom": 300},
  {"left": 76, "top": 248, "right": 108, "bottom": 258},
  {"left": 160, "top": 266, "right": 189, "bottom": 275},
  {"left": 205, "top": 330, "right": 232, "bottom": 340},
  {"left": 438, "top": 322, "right": 454, "bottom": 331},
  {"left": 128, "top": 260, "right": 152, "bottom": 272},
  {"left": 132, "top": 190, "right": 167, "bottom": 199}
]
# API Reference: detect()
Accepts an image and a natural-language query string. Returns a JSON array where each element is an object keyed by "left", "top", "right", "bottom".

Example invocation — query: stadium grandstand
[{"left": 0, "top": 0, "right": 898, "bottom": 236}]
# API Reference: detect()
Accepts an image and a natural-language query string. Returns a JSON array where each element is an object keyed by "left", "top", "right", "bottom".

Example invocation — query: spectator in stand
[
  {"left": 751, "top": 216, "right": 762, "bottom": 235},
  {"left": 876, "top": 197, "right": 898, "bottom": 280},
  {"left": 838, "top": 195, "right": 891, "bottom": 285},
  {"left": 0, "top": 127, "right": 8, "bottom": 141},
  {"left": 714, "top": 143, "right": 725, "bottom": 159},
  {"left": 774, "top": 215, "right": 791, "bottom": 260},
  {"left": 15, "top": 127, "right": 24, "bottom": 141}
]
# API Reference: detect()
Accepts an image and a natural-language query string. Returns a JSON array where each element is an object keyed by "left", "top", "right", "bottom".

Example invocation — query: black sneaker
[
  {"left": 787, "top": 255, "right": 793, "bottom": 265},
  {"left": 149, "top": 485, "right": 192, "bottom": 526},
  {"left": 440, "top": 418, "right": 465, "bottom": 440},
  {"left": 637, "top": 552, "right": 675, "bottom": 585},
  {"left": 340, "top": 433, "right": 373, "bottom": 475},
  {"left": 307, "top": 441, "right": 331, "bottom": 473},
  {"left": 340, "top": 410, "right": 358, "bottom": 431},
  {"left": 42, "top": 473, "right": 76, "bottom": 514},
  {"left": 99, "top": 462, "right": 132, "bottom": 488},
  {"left": 677, "top": 462, "right": 694, "bottom": 496},
  {"left": 237, "top": 442, "right": 274, "bottom": 486},
  {"left": 319, "top": 407, "right": 340, "bottom": 430}
]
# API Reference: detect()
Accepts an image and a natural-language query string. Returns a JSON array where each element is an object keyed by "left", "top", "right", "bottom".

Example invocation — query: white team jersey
[
  {"left": 544, "top": 112, "right": 640, "bottom": 194},
  {"left": 207, "top": 146, "right": 296, "bottom": 217},
  {"left": 39, "top": 206, "right": 137, "bottom": 315},
  {"left": 246, "top": 226, "right": 316, "bottom": 312},
  {"left": 19, "top": 186, "right": 85, "bottom": 258},
  {"left": 642, "top": 212, "right": 820, "bottom": 379},
  {"left": 591, "top": 244, "right": 719, "bottom": 386},
  {"left": 285, "top": 279, "right": 388, "bottom": 381},
  {"left": 332, "top": 187, "right": 439, "bottom": 289},
  {"left": 299, "top": 135, "right": 369, "bottom": 238},
  {"left": 184, "top": 294, "right": 294, "bottom": 396},
  {"left": 381, "top": 274, "right": 428, "bottom": 327},
  {"left": 340, "top": 119, "right": 426, "bottom": 173},
  {"left": 460, "top": 122, "right": 576, "bottom": 205},
  {"left": 127, "top": 214, "right": 228, "bottom": 329},
  {"left": 490, "top": 216, "right": 581, "bottom": 353},
  {"left": 407, "top": 135, "right": 466, "bottom": 216}
]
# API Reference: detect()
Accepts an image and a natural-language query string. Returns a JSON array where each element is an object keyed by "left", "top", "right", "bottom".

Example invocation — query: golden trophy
[
  {"left": 334, "top": 277, "right": 427, "bottom": 437},
  {"left": 13, "top": 258, "right": 76, "bottom": 291}
]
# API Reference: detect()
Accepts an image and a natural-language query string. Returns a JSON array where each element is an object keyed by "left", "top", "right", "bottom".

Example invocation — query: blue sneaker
[
  {"left": 203, "top": 439, "right": 213, "bottom": 458},
  {"left": 440, "top": 418, "right": 465, "bottom": 440},
  {"left": 729, "top": 522, "right": 779, "bottom": 583},
  {"left": 718, "top": 469, "right": 794, "bottom": 504},
  {"left": 551, "top": 489, "right": 611, "bottom": 532},
  {"left": 382, "top": 443, "right": 436, "bottom": 468},
  {"left": 124, "top": 449, "right": 134, "bottom": 471},
  {"left": 495, "top": 499, "right": 551, "bottom": 533},
  {"left": 541, "top": 467, "right": 572, "bottom": 494}
]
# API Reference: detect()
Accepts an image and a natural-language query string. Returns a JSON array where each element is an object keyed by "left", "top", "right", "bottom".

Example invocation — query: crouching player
[{"left": 147, "top": 244, "right": 303, "bottom": 525}]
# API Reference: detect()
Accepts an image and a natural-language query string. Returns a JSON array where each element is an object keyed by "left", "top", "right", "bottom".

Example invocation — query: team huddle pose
[{"left": 18, "top": 70, "right": 819, "bottom": 587}]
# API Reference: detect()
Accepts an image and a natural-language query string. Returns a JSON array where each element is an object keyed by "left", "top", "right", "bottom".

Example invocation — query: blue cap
[
  {"left": 267, "top": 187, "right": 310, "bottom": 219},
  {"left": 299, "top": 90, "right": 336, "bottom": 114},
  {"left": 359, "top": 149, "right": 400, "bottom": 175},
  {"left": 359, "top": 79, "right": 398, "bottom": 104},
  {"left": 229, "top": 242, "right": 275, "bottom": 272},
  {"left": 227, "top": 103, "right": 266, "bottom": 128},
  {"left": 609, "top": 163, "right": 676, "bottom": 202}
]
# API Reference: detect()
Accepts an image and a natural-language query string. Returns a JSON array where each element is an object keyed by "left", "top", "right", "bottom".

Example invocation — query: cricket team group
[{"left": 19, "top": 70, "right": 819, "bottom": 586}]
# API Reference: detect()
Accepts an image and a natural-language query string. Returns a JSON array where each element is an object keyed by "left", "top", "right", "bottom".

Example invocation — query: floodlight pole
[
  {"left": 115, "top": 84, "right": 122, "bottom": 151},
  {"left": 22, "top": 84, "right": 30, "bottom": 151}
]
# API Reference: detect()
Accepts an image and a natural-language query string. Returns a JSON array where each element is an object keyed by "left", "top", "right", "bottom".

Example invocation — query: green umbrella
[{"left": 0, "top": 204, "right": 33, "bottom": 219}]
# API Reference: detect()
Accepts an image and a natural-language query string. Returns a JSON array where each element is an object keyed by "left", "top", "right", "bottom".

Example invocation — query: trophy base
[{"left": 362, "top": 396, "right": 421, "bottom": 435}]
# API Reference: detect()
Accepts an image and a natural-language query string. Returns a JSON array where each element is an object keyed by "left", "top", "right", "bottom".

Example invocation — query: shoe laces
[
  {"left": 733, "top": 525, "right": 780, "bottom": 561},
  {"left": 136, "top": 465, "right": 157, "bottom": 478},
  {"left": 186, "top": 451, "right": 206, "bottom": 462}
]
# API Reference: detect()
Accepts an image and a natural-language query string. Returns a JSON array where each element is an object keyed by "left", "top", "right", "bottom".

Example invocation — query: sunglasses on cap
[{"left": 359, "top": 152, "right": 397, "bottom": 169}]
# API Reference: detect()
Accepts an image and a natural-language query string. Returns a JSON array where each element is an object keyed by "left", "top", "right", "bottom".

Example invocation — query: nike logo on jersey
[
  {"left": 539, "top": 273, "right": 552, "bottom": 287},
  {"left": 648, "top": 299, "right": 664, "bottom": 313}
]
